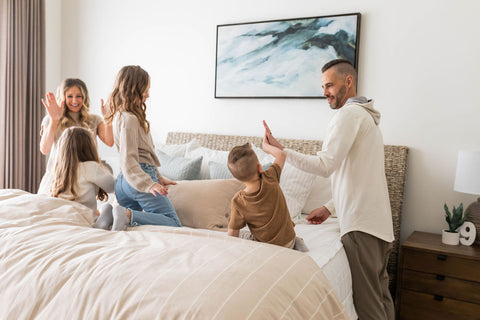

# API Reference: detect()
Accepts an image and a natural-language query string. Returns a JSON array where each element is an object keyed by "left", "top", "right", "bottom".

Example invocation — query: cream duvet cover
[{"left": 0, "top": 189, "right": 348, "bottom": 320}]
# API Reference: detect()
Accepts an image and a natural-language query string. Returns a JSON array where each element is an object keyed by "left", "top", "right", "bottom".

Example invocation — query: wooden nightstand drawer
[
  {"left": 402, "top": 269, "right": 480, "bottom": 305},
  {"left": 403, "top": 248, "right": 480, "bottom": 282},
  {"left": 398, "top": 289, "right": 480, "bottom": 320},
  {"left": 396, "top": 232, "right": 480, "bottom": 319}
]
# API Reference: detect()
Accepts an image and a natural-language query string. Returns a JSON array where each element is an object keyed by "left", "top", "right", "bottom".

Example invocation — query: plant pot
[{"left": 442, "top": 229, "right": 459, "bottom": 245}]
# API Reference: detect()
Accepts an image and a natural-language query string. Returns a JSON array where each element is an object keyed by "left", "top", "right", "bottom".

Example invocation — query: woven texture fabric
[{"left": 166, "top": 132, "right": 409, "bottom": 297}]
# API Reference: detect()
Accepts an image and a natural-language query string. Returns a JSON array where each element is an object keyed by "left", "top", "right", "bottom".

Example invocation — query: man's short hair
[
  {"left": 227, "top": 143, "right": 259, "bottom": 182},
  {"left": 322, "top": 59, "right": 358, "bottom": 86}
]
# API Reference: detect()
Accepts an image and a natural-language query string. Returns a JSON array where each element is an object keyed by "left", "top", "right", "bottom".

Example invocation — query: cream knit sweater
[
  {"left": 113, "top": 112, "right": 161, "bottom": 193},
  {"left": 284, "top": 99, "right": 394, "bottom": 242}
]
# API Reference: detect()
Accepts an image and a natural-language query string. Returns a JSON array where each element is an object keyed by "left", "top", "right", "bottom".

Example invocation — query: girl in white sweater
[{"left": 49, "top": 126, "right": 115, "bottom": 227}]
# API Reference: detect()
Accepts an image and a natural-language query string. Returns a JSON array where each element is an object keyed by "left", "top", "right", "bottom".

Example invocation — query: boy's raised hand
[
  {"left": 262, "top": 121, "right": 286, "bottom": 170},
  {"left": 263, "top": 120, "right": 284, "bottom": 150}
]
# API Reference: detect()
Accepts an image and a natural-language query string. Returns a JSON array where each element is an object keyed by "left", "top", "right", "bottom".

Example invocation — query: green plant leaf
[
  {"left": 444, "top": 203, "right": 469, "bottom": 232},
  {"left": 451, "top": 206, "right": 461, "bottom": 228},
  {"left": 444, "top": 203, "right": 452, "bottom": 224}
]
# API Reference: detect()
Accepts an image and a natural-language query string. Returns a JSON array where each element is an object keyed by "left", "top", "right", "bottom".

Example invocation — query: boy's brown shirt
[{"left": 228, "top": 163, "right": 295, "bottom": 246}]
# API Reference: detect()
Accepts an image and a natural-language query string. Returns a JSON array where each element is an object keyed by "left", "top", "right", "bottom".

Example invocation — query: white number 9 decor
[{"left": 459, "top": 222, "right": 476, "bottom": 246}]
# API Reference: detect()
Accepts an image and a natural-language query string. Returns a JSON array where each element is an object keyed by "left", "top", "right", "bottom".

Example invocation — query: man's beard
[{"left": 327, "top": 85, "right": 347, "bottom": 109}]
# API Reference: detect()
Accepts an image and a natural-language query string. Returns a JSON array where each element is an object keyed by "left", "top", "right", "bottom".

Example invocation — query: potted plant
[{"left": 443, "top": 203, "right": 471, "bottom": 245}]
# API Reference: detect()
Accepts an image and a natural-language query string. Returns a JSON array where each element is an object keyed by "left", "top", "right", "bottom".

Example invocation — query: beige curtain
[{"left": 0, "top": 0, "right": 45, "bottom": 193}]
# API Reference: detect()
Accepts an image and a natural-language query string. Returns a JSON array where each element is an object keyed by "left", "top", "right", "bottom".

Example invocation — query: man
[{"left": 263, "top": 59, "right": 394, "bottom": 320}]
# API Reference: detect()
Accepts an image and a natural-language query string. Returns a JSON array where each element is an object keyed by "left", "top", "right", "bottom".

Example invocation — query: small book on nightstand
[{"left": 395, "top": 231, "right": 480, "bottom": 320}]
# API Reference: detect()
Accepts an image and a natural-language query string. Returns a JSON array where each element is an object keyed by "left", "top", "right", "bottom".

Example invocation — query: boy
[{"left": 227, "top": 139, "right": 307, "bottom": 252}]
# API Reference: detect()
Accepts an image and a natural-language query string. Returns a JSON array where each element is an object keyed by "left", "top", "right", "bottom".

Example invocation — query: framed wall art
[{"left": 215, "top": 13, "right": 361, "bottom": 98}]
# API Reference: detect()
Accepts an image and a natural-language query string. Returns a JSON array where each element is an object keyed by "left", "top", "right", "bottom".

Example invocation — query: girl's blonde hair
[
  {"left": 50, "top": 127, "right": 108, "bottom": 201},
  {"left": 105, "top": 65, "right": 150, "bottom": 133},
  {"left": 56, "top": 78, "right": 92, "bottom": 131}
]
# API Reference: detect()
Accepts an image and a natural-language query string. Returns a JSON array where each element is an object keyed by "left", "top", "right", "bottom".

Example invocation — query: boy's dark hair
[
  {"left": 227, "top": 143, "right": 259, "bottom": 182},
  {"left": 322, "top": 59, "right": 358, "bottom": 87}
]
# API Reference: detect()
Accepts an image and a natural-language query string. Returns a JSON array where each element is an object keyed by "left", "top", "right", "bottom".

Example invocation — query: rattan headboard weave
[{"left": 166, "top": 131, "right": 408, "bottom": 297}]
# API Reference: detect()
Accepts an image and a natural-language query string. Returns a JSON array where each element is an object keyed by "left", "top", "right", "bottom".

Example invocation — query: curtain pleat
[{"left": 0, "top": 0, "right": 45, "bottom": 193}]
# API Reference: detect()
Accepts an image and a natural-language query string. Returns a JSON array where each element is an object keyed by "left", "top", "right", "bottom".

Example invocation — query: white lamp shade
[{"left": 454, "top": 150, "right": 480, "bottom": 195}]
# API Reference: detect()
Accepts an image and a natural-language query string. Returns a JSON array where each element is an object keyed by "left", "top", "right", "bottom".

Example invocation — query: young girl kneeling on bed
[
  {"left": 227, "top": 136, "right": 308, "bottom": 252},
  {"left": 103, "top": 65, "right": 182, "bottom": 231},
  {"left": 50, "top": 126, "right": 115, "bottom": 229}
]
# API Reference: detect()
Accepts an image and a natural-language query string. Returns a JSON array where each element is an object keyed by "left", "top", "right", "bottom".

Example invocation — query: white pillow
[
  {"left": 155, "top": 140, "right": 195, "bottom": 158},
  {"left": 208, "top": 161, "right": 233, "bottom": 179},
  {"left": 302, "top": 176, "right": 332, "bottom": 214},
  {"left": 252, "top": 145, "right": 315, "bottom": 220},
  {"left": 185, "top": 140, "right": 229, "bottom": 179},
  {"left": 251, "top": 143, "right": 275, "bottom": 164},
  {"left": 280, "top": 163, "right": 316, "bottom": 220}
]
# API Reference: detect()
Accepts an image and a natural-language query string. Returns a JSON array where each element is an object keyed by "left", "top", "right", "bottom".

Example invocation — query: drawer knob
[
  {"left": 437, "top": 254, "right": 447, "bottom": 261},
  {"left": 434, "top": 295, "right": 444, "bottom": 301},
  {"left": 436, "top": 274, "right": 445, "bottom": 281}
]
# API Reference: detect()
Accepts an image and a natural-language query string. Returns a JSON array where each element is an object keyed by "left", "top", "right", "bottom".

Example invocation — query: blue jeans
[{"left": 115, "top": 163, "right": 182, "bottom": 227}]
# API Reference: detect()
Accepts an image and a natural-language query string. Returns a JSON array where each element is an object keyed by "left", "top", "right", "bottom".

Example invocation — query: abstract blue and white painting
[{"left": 215, "top": 13, "right": 360, "bottom": 98}]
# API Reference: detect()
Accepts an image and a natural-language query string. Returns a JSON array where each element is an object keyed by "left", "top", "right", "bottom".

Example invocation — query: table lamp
[{"left": 454, "top": 150, "right": 480, "bottom": 245}]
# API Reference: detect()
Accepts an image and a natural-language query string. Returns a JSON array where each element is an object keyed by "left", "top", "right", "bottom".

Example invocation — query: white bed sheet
[{"left": 295, "top": 217, "right": 358, "bottom": 320}]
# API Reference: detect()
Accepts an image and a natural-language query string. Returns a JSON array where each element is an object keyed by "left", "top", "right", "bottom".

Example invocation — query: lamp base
[{"left": 465, "top": 198, "right": 480, "bottom": 246}]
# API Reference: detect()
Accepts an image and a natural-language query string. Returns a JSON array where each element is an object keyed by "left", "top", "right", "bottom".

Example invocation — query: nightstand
[{"left": 395, "top": 231, "right": 480, "bottom": 320}]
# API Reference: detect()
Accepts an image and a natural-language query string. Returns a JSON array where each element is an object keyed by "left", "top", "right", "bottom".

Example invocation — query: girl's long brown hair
[
  {"left": 56, "top": 78, "right": 92, "bottom": 131},
  {"left": 50, "top": 127, "right": 108, "bottom": 201},
  {"left": 104, "top": 65, "right": 150, "bottom": 133}
]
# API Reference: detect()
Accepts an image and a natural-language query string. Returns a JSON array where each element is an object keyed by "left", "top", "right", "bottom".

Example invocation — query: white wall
[{"left": 46, "top": 0, "right": 480, "bottom": 242}]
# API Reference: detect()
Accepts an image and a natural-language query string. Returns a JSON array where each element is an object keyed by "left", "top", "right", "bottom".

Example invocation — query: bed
[
  {"left": 0, "top": 131, "right": 408, "bottom": 320},
  {"left": 164, "top": 132, "right": 409, "bottom": 312}
]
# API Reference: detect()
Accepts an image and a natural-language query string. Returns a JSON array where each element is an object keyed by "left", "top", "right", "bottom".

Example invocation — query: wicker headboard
[{"left": 166, "top": 131, "right": 409, "bottom": 297}]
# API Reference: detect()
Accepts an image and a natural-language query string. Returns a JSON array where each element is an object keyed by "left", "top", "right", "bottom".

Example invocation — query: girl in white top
[
  {"left": 49, "top": 126, "right": 115, "bottom": 223},
  {"left": 38, "top": 78, "right": 114, "bottom": 194}
]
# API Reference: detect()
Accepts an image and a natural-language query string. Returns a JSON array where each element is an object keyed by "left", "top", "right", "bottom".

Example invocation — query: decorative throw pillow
[
  {"left": 302, "top": 175, "right": 332, "bottom": 214},
  {"left": 208, "top": 161, "right": 233, "bottom": 179},
  {"left": 279, "top": 163, "right": 316, "bottom": 220},
  {"left": 208, "top": 161, "right": 273, "bottom": 180},
  {"left": 185, "top": 140, "right": 229, "bottom": 179},
  {"left": 167, "top": 179, "right": 245, "bottom": 230},
  {"left": 156, "top": 150, "right": 203, "bottom": 181}
]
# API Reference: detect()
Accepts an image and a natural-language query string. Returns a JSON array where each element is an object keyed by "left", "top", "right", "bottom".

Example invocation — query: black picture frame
[{"left": 215, "top": 13, "right": 361, "bottom": 99}]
